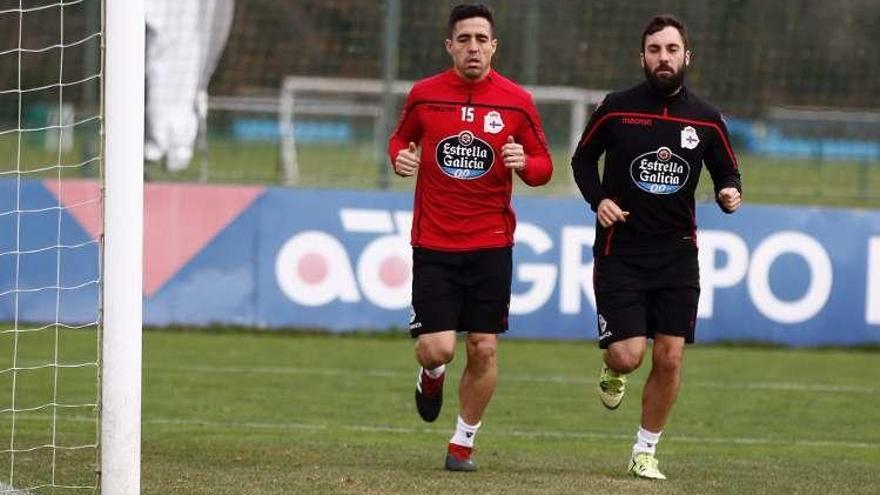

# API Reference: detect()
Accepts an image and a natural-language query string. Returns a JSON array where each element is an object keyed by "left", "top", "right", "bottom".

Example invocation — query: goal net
[{"left": 1, "top": 0, "right": 142, "bottom": 493}]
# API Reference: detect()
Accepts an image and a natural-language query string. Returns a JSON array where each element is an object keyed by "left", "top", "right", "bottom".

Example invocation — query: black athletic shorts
[
  {"left": 593, "top": 250, "right": 700, "bottom": 349},
  {"left": 409, "top": 246, "right": 512, "bottom": 337}
]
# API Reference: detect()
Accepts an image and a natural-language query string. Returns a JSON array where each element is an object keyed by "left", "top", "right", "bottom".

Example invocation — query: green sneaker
[
  {"left": 597, "top": 365, "right": 627, "bottom": 409},
  {"left": 628, "top": 452, "right": 666, "bottom": 480}
]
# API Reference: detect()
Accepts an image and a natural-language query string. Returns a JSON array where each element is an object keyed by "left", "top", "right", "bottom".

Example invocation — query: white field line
[
  {"left": 147, "top": 419, "right": 880, "bottom": 450},
  {"left": 10, "top": 414, "right": 879, "bottom": 450},
  {"left": 151, "top": 365, "right": 876, "bottom": 394}
]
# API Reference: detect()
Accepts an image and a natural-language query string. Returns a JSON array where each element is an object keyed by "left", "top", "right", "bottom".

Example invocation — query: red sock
[{"left": 419, "top": 369, "right": 445, "bottom": 397}]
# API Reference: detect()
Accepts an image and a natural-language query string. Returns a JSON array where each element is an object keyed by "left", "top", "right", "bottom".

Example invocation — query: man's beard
[{"left": 644, "top": 64, "right": 685, "bottom": 96}]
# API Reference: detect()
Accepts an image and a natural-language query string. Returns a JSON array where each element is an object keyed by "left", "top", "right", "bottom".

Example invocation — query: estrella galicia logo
[
  {"left": 435, "top": 130, "right": 494, "bottom": 180},
  {"left": 629, "top": 146, "right": 690, "bottom": 194}
]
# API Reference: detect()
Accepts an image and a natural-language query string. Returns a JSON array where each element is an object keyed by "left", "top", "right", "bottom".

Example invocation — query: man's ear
[{"left": 685, "top": 50, "right": 692, "bottom": 66}]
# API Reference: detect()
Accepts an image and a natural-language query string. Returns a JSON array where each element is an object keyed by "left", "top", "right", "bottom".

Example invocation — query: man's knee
[
  {"left": 652, "top": 347, "right": 683, "bottom": 374},
  {"left": 606, "top": 351, "right": 642, "bottom": 374},
  {"left": 466, "top": 334, "right": 498, "bottom": 369},
  {"left": 416, "top": 334, "right": 456, "bottom": 367},
  {"left": 652, "top": 337, "right": 685, "bottom": 375},
  {"left": 605, "top": 339, "right": 645, "bottom": 373}
]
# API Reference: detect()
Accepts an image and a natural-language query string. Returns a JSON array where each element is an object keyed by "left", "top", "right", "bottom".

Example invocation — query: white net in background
[{"left": 0, "top": 0, "right": 103, "bottom": 492}]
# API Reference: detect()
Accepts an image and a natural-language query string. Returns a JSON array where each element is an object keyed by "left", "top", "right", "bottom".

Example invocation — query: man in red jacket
[{"left": 388, "top": 3, "right": 552, "bottom": 472}]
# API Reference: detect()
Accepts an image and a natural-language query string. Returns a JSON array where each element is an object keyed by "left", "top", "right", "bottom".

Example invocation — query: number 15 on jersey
[{"left": 461, "top": 106, "right": 474, "bottom": 122}]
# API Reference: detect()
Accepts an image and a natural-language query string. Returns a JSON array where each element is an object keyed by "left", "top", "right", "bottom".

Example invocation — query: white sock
[
  {"left": 449, "top": 415, "right": 481, "bottom": 448},
  {"left": 633, "top": 426, "right": 662, "bottom": 455},
  {"left": 424, "top": 364, "right": 445, "bottom": 378}
]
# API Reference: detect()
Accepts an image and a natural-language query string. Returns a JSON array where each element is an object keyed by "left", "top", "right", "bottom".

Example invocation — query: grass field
[
  {"left": 4, "top": 329, "right": 879, "bottom": 494},
  {"left": 3, "top": 129, "right": 879, "bottom": 493}
]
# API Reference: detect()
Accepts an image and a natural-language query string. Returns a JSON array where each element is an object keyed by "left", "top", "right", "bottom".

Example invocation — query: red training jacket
[{"left": 388, "top": 69, "right": 553, "bottom": 251}]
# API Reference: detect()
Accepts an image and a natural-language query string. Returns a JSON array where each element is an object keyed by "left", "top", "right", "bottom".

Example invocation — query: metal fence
[{"left": 2, "top": 0, "right": 879, "bottom": 205}]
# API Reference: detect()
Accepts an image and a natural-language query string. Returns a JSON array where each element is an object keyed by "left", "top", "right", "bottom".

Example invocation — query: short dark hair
[
  {"left": 641, "top": 15, "right": 688, "bottom": 51},
  {"left": 448, "top": 4, "right": 495, "bottom": 37}
]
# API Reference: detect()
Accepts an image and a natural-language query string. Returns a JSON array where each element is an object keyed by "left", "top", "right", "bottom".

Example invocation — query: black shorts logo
[
  {"left": 629, "top": 146, "right": 690, "bottom": 194},
  {"left": 409, "top": 306, "right": 422, "bottom": 330},
  {"left": 598, "top": 313, "right": 611, "bottom": 340},
  {"left": 435, "top": 131, "right": 495, "bottom": 180}
]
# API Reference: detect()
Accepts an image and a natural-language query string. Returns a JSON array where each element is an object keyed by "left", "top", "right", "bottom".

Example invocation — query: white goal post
[
  {"left": 102, "top": 0, "right": 144, "bottom": 493},
  {"left": 276, "top": 76, "right": 607, "bottom": 186}
]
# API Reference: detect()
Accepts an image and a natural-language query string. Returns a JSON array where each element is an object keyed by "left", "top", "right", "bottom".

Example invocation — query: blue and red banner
[{"left": 2, "top": 179, "right": 880, "bottom": 346}]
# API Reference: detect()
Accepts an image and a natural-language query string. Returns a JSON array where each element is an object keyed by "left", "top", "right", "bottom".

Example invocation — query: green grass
[
  {"left": 3, "top": 329, "right": 879, "bottom": 494},
  {"left": 0, "top": 326, "right": 100, "bottom": 493}
]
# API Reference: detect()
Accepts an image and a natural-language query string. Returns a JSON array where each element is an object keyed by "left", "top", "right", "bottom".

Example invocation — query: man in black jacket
[{"left": 571, "top": 14, "right": 742, "bottom": 480}]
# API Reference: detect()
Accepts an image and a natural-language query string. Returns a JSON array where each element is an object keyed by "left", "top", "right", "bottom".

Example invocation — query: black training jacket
[{"left": 571, "top": 82, "right": 742, "bottom": 257}]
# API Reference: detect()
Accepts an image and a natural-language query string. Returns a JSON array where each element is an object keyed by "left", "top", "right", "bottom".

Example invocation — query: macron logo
[{"left": 621, "top": 117, "right": 653, "bottom": 126}]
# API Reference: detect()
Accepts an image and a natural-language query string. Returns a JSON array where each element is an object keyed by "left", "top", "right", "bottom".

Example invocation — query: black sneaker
[
  {"left": 414, "top": 367, "right": 444, "bottom": 422},
  {"left": 445, "top": 443, "right": 477, "bottom": 472}
]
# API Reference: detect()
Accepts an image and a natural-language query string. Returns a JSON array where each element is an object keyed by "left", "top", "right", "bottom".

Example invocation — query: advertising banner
[{"left": 3, "top": 179, "right": 880, "bottom": 346}]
